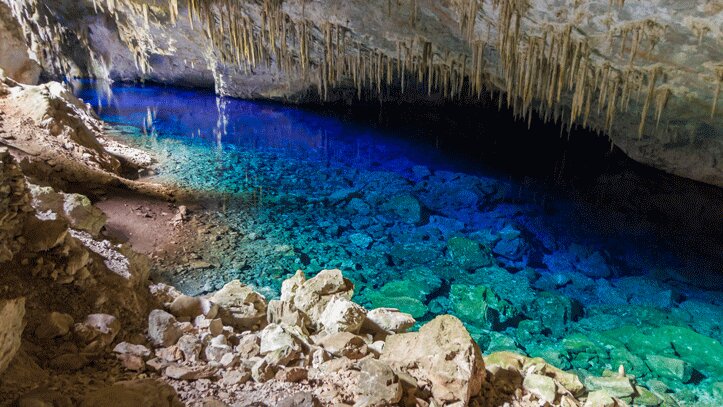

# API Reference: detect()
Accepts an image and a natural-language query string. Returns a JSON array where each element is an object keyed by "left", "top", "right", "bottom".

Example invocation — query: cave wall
[{"left": 0, "top": 0, "right": 721, "bottom": 186}]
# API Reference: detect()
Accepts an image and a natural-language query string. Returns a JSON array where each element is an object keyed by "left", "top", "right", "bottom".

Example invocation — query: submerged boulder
[{"left": 447, "top": 236, "right": 495, "bottom": 270}]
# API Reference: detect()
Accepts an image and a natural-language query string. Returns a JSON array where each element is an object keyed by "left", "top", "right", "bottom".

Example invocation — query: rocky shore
[{"left": 1, "top": 75, "right": 721, "bottom": 406}]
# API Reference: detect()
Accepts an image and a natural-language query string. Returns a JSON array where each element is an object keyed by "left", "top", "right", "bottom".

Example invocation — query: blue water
[{"left": 73, "top": 81, "right": 722, "bottom": 405}]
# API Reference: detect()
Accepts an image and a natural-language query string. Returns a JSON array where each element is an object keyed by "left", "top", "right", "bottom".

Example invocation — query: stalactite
[
  {"left": 654, "top": 86, "right": 671, "bottom": 129},
  {"left": 712, "top": 67, "right": 723, "bottom": 119},
  {"left": 638, "top": 66, "right": 662, "bottom": 138}
]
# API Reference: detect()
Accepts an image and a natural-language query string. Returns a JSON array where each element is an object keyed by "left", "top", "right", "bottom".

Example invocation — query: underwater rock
[
  {"left": 366, "top": 292, "right": 428, "bottom": 319},
  {"left": 584, "top": 375, "right": 635, "bottom": 399},
  {"left": 381, "top": 315, "right": 484, "bottom": 406},
  {"left": 447, "top": 236, "right": 495, "bottom": 270},
  {"left": 449, "top": 284, "right": 518, "bottom": 330},
  {"left": 645, "top": 354, "right": 693, "bottom": 384},
  {"left": 528, "top": 292, "right": 579, "bottom": 337},
  {"left": 382, "top": 193, "right": 422, "bottom": 224}
]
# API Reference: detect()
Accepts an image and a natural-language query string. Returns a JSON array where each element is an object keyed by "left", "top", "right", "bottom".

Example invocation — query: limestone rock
[
  {"left": 34, "top": 311, "right": 74, "bottom": 339},
  {"left": 81, "top": 379, "right": 183, "bottom": 406},
  {"left": 319, "top": 296, "right": 366, "bottom": 334},
  {"left": 210, "top": 280, "right": 267, "bottom": 330},
  {"left": 354, "top": 358, "right": 403, "bottom": 406},
  {"left": 291, "top": 269, "right": 355, "bottom": 331},
  {"left": 177, "top": 334, "right": 203, "bottom": 363},
  {"left": 523, "top": 373, "right": 557, "bottom": 404},
  {"left": 73, "top": 313, "right": 120, "bottom": 352},
  {"left": 148, "top": 309, "right": 182, "bottom": 347},
  {"left": 316, "top": 332, "right": 368, "bottom": 360},
  {"left": 380, "top": 315, "right": 485, "bottom": 405},
  {"left": 362, "top": 308, "right": 416, "bottom": 335},
  {"left": 0, "top": 298, "right": 25, "bottom": 375},
  {"left": 584, "top": 376, "right": 635, "bottom": 399},
  {"left": 277, "top": 392, "right": 321, "bottom": 407},
  {"left": 169, "top": 295, "right": 218, "bottom": 319},
  {"left": 164, "top": 364, "right": 216, "bottom": 380}
]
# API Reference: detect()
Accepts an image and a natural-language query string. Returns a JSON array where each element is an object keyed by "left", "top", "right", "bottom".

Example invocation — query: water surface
[{"left": 73, "top": 81, "right": 723, "bottom": 406}]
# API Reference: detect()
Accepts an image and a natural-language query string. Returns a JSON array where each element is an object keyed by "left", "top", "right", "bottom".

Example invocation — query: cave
[{"left": 0, "top": 1, "right": 721, "bottom": 406}]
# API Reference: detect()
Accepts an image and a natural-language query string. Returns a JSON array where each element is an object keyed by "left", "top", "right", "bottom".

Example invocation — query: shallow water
[{"left": 74, "top": 81, "right": 722, "bottom": 405}]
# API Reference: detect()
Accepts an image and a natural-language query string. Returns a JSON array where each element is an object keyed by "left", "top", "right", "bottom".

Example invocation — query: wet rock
[
  {"left": 584, "top": 376, "right": 635, "bottom": 398},
  {"left": 0, "top": 298, "right": 25, "bottom": 373},
  {"left": 148, "top": 309, "right": 182, "bottom": 347},
  {"left": 528, "top": 292, "right": 579, "bottom": 337},
  {"left": 447, "top": 236, "right": 494, "bottom": 270},
  {"left": 381, "top": 315, "right": 485, "bottom": 405},
  {"left": 362, "top": 308, "right": 415, "bottom": 335},
  {"left": 449, "top": 284, "right": 518, "bottom": 329},
  {"left": 349, "top": 232, "right": 373, "bottom": 249},
  {"left": 210, "top": 280, "right": 267, "bottom": 330},
  {"left": 645, "top": 354, "right": 693, "bottom": 383},
  {"left": 34, "top": 311, "right": 73, "bottom": 340},
  {"left": 366, "top": 291, "right": 428, "bottom": 319},
  {"left": 169, "top": 295, "right": 218, "bottom": 319},
  {"left": 81, "top": 379, "right": 183, "bottom": 406},
  {"left": 319, "top": 296, "right": 366, "bottom": 334},
  {"left": 382, "top": 193, "right": 422, "bottom": 223}
]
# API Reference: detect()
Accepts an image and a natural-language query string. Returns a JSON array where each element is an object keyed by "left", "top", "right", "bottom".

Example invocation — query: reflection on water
[{"left": 73, "top": 80, "right": 723, "bottom": 406}]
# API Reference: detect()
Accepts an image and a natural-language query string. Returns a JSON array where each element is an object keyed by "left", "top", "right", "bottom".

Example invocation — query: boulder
[
  {"left": 34, "top": 311, "right": 73, "bottom": 339},
  {"left": 73, "top": 314, "right": 120, "bottom": 352},
  {"left": 0, "top": 298, "right": 25, "bottom": 375},
  {"left": 80, "top": 379, "right": 183, "bottom": 407},
  {"left": 354, "top": 358, "right": 403, "bottom": 406},
  {"left": 204, "top": 335, "right": 232, "bottom": 363},
  {"left": 523, "top": 373, "right": 557, "bottom": 404},
  {"left": 449, "top": 284, "right": 518, "bottom": 330},
  {"left": 148, "top": 310, "right": 182, "bottom": 347},
  {"left": 177, "top": 334, "right": 203, "bottom": 362},
  {"left": 290, "top": 269, "right": 354, "bottom": 330},
  {"left": 210, "top": 280, "right": 267, "bottom": 330},
  {"left": 316, "top": 332, "right": 368, "bottom": 359},
  {"left": 645, "top": 354, "right": 693, "bottom": 383},
  {"left": 169, "top": 295, "right": 218, "bottom": 319},
  {"left": 447, "top": 237, "right": 494, "bottom": 270},
  {"left": 584, "top": 376, "right": 635, "bottom": 399},
  {"left": 319, "top": 296, "right": 366, "bottom": 334},
  {"left": 380, "top": 315, "right": 485, "bottom": 405},
  {"left": 362, "top": 308, "right": 416, "bottom": 335},
  {"left": 382, "top": 193, "right": 422, "bottom": 223}
]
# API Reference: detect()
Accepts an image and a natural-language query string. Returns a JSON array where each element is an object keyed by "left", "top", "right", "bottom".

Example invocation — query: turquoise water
[{"left": 74, "top": 81, "right": 722, "bottom": 405}]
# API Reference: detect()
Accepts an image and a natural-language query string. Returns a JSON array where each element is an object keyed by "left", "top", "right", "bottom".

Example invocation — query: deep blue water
[{"left": 73, "top": 81, "right": 722, "bottom": 405}]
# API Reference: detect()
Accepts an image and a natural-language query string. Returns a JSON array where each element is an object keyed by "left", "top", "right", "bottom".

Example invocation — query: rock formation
[{"left": 0, "top": 0, "right": 720, "bottom": 186}]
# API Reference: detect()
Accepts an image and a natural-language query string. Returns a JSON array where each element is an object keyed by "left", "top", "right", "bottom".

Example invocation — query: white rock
[
  {"left": 210, "top": 280, "right": 266, "bottom": 330},
  {"left": 363, "top": 308, "right": 415, "bottom": 335},
  {"left": 291, "top": 269, "right": 354, "bottom": 330},
  {"left": 169, "top": 295, "right": 218, "bottom": 319},
  {"left": 380, "top": 315, "right": 485, "bottom": 406},
  {"left": 319, "top": 296, "right": 366, "bottom": 334},
  {"left": 148, "top": 309, "right": 182, "bottom": 347}
]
